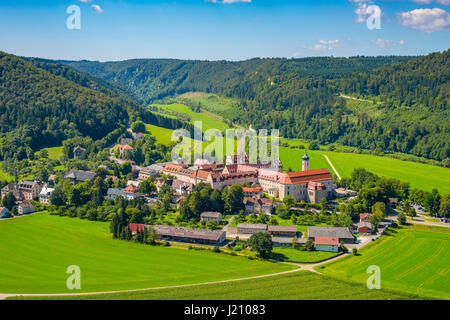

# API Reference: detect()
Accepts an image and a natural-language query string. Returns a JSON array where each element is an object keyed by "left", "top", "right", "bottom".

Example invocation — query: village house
[
  {"left": 39, "top": 185, "right": 54, "bottom": 204},
  {"left": 200, "top": 212, "right": 222, "bottom": 224},
  {"left": 0, "top": 207, "right": 10, "bottom": 218},
  {"left": 357, "top": 222, "right": 375, "bottom": 235},
  {"left": 17, "top": 202, "right": 34, "bottom": 215},
  {"left": 65, "top": 170, "right": 97, "bottom": 184},
  {"left": 132, "top": 132, "right": 145, "bottom": 140},
  {"left": 138, "top": 164, "right": 165, "bottom": 181},
  {"left": 73, "top": 145, "right": 86, "bottom": 159},
  {"left": 359, "top": 213, "right": 373, "bottom": 222},
  {"left": 242, "top": 186, "right": 263, "bottom": 198},
  {"left": 308, "top": 226, "right": 355, "bottom": 244},
  {"left": 172, "top": 180, "right": 194, "bottom": 196},
  {"left": 1, "top": 181, "right": 43, "bottom": 201},
  {"left": 119, "top": 144, "right": 133, "bottom": 156},
  {"left": 120, "top": 138, "right": 133, "bottom": 145},
  {"left": 314, "top": 237, "right": 340, "bottom": 252},
  {"left": 106, "top": 188, "right": 127, "bottom": 200},
  {"left": 123, "top": 185, "right": 140, "bottom": 200},
  {"left": 244, "top": 197, "right": 274, "bottom": 214}
]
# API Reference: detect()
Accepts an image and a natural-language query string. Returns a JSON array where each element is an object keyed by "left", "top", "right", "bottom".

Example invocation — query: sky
[{"left": 0, "top": 0, "right": 449, "bottom": 61}]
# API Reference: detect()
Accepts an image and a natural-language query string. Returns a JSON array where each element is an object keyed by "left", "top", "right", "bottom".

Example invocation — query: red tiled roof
[
  {"left": 127, "top": 223, "right": 146, "bottom": 233},
  {"left": 280, "top": 169, "right": 332, "bottom": 185},
  {"left": 315, "top": 237, "right": 339, "bottom": 246}
]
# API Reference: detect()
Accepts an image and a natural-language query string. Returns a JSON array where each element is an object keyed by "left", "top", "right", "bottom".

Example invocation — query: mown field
[
  {"left": 271, "top": 248, "right": 340, "bottom": 264},
  {"left": 280, "top": 147, "right": 450, "bottom": 194},
  {"left": 8, "top": 271, "right": 424, "bottom": 300},
  {"left": 0, "top": 213, "right": 294, "bottom": 294},
  {"left": 318, "top": 225, "right": 450, "bottom": 299}
]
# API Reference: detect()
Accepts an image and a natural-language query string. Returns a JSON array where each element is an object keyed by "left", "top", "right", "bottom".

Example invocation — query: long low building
[
  {"left": 308, "top": 226, "right": 355, "bottom": 244},
  {"left": 267, "top": 225, "right": 298, "bottom": 237},
  {"left": 237, "top": 223, "right": 268, "bottom": 234},
  {"left": 128, "top": 224, "right": 226, "bottom": 245},
  {"left": 272, "top": 237, "right": 307, "bottom": 247}
]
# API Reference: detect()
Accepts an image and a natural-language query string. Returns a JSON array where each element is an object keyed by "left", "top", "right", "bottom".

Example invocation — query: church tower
[{"left": 302, "top": 151, "right": 310, "bottom": 171}]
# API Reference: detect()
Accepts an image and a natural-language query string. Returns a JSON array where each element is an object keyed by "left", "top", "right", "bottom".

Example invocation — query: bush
[{"left": 352, "top": 248, "right": 358, "bottom": 255}]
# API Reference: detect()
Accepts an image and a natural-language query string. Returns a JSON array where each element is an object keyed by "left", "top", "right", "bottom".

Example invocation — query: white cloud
[
  {"left": 371, "top": 38, "right": 405, "bottom": 48},
  {"left": 208, "top": 0, "right": 251, "bottom": 3},
  {"left": 303, "top": 40, "right": 342, "bottom": 52},
  {"left": 410, "top": 0, "right": 450, "bottom": 5},
  {"left": 78, "top": 0, "right": 92, "bottom": 2},
  {"left": 398, "top": 8, "right": 450, "bottom": 32},
  {"left": 91, "top": 4, "right": 104, "bottom": 13}
]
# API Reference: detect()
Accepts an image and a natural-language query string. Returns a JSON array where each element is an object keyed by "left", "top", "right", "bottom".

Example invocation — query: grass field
[
  {"left": 272, "top": 248, "right": 340, "bottom": 264},
  {"left": 280, "top": 147, "right": 450, "bottom": 194},
  {"left": 8, "top": 271, "right": 424, "bottom": 300},
  {"left": 318, "top": 225, "right": 450, "bottom": 299},
  {"left": 0, "top": 161, "right": 13, "bottom": 181},
  {"left": 177, "top": 92, "right": 239, "bottom": 119},
  {"left": 34, "top": 146, "right": 64, "bottom": 160},
  {"left": 0, "top": 213, "right": 295, "bottom": 294},
  {"left": 151, "top": 103, "right": 230, "bottom": 131}
]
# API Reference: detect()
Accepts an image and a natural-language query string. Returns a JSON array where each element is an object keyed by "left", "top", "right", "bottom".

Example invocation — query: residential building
[
  {"left": 119, "top": 144, "right": 133, "bottom": 156},
  {"left": 0, "top": 207, "right": 10, "bottom": 218},
  {"left": 106, "top": 188, "right": 127, "bottom": 200},
  {"left": 65, "top": 170, "right": 97, "bottom": 184},
  {"left": 123, "top": 185, "right": 140, "bottom": 200},
  {"left": 357, "top": 222, "right": 374, "bottom": 235},
  {"left": 308, "top": 226, "right": 355, "bottom": 244},
  {"left": 315, "top": 237, "right": 340, "bottom": 252},
  {"left": 138, "top": 164, "right": 165, "bottom": 180},
  {"left": 73, "top": 146, "right": 86, "bottom": 159},
  {"left": 244, "top": 197, "right": 274, "bottom": 214},
  {"left": 2, "top": 181, "right": 43, "bottom": 201},
  {"left": 17, "top": 202, "right": 34, "bottom": 215},
  {"left": 243, "top": 186, "right": 263, "bottom": 199},
  {"left": 172, "top": 180, "right": 194, "bottom": 196},
  {"left": 359, "top": 214, "right": 373, "bottom": 223},
  {"left": 200, "top": 212, "right": 222, "bottom": 224},
  {"left": 39, "top": 185, "right": 55, "bottom": 204},
  {"left": 307, "top": 181, "right": 328, "bottom": 204}
]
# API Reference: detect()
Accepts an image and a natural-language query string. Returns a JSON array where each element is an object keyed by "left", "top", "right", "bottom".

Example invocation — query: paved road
[{"left": 391, "top": 209, "right": 450, "bottom": 228}]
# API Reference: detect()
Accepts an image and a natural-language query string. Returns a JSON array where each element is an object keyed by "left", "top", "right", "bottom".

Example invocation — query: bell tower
[{"left": 302, "top": 151, "right": 310, "bottom": 171}]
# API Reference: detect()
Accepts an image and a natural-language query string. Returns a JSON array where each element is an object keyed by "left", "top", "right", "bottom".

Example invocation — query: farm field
[
  {"left": 0, "top": 212, "right": 295, "bottom": 294},
  {"left": 318, "top": 225, "right": 450, "bottom": 299},
  {"left": 8, "top": 271, "right": 424, "bottom": 300},
  {"left": 280, "top": 147, "right": 450, "bottom": 194}
]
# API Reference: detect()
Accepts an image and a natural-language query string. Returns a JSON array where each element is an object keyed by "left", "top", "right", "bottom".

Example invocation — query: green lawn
[
  {"left": 318, "top": 225, "right": 450, "bottom": 299},
  {"left": 151, "top": 103, "right": 230, "bottom": 131},
  {"left": 9, "top": 271, "right": 424, "bottom": 300},
  {"left": 0, "top": 161, "right": 13, "bottom": 181},
  {"left": 35, "top": 146, "right": 64, "bottom": 160},
  {"left": 0, "top": 212, "right": 294, "bottom": 294},
  {"left": 272, "top": 247, "right": 340, "bottom": 264}
]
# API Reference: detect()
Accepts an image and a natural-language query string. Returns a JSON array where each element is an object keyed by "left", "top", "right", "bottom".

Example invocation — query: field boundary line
[{"left": 323, "top": 154, "right": 341, "bottom": 180}]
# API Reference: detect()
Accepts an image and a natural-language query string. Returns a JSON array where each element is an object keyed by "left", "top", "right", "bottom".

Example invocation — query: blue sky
[{"left": 0, "top": 0, "right": 448, "bottom": 61}]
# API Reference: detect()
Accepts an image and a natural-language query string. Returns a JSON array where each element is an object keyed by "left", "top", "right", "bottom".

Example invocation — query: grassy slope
[
  {"left": 34, "top": 146, "right": 64, "bottom": 160},
  {"left": 318, "top": 225, "right": 450, "bottom": 299},
  {"left": 9, "top": 271, "right": 424, "bottom": 300},
  {"left": 0, "top": 213, "right": 294, "bottom": 294}
]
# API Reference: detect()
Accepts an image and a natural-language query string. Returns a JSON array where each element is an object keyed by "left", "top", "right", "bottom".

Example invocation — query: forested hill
[
  {"left": 66, "top": 56, "right": 412, "bottom": 105},
  {"left": 0, "top": 52, "right": 188, "bottom": 161},
  {"left": 65, "top": 52, "right": 449, "bottom": 163}
]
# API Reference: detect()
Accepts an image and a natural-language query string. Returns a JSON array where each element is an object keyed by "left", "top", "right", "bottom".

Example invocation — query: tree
[
  {"left": 352, "top": 248, "right": 358, "bottom": 255},
  {"left": 283, "top": 195, "right": 295, "bottom": 209},
  {"left": 50, "top": 187, "right": 66, "bottom": 206},
  {"left": 248, "top": 232, "right": 273, "bottom": 258},
  {"left": 397, "top": 212, "right": 407, "bottom": 225},
  {"left": 131, "top": 120, "right": 146, "bottom": 133},
  {"left": 222, "top": 185, "right": 244, "bottom": 214},
  {"left": 140, "top": 179, "right": 156, "bottom": 195},
  {"left": 305, "top": 239, "right": 315, "bottom": 251},
  {"left": 320, "top": 198, "right": 330, "bottom": 213},
  {"left": 2, "top": 192, "right": 16, "bottom": 211}
]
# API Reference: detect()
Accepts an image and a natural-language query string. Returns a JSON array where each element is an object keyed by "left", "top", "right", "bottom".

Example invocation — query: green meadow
[
  {"left": 0, "top": 212, "right": 294, "bottom": 294},
  {"left": 318, "top": 225, "right": 450, "bottom": 299},
  {"left": 271, "top": 248, "right": 340, "bottom": 264},
  {"left": 34, "top": 146, "right": 64, "bottom": 160},
  {"left": 9, "top": 271, "right": 424, "bottom": 300}
]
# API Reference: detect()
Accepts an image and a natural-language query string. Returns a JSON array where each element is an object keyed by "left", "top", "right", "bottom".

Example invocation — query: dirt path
[
  {"left": 323, "top": 154, "right": 341, "bottom": 180},
  {"left": 0, "top": 251, "right": 351, "bottom": 300}
]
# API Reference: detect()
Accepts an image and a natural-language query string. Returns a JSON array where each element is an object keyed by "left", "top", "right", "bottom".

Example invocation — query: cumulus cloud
[
  {"left": 91, "top": 4, "right": 104, "bottom": 13},
  {"left": 208, "top": 0, "right": 251, "bottom": 3},
  {"left": 410, "top": 0, "right": 450, "bottom": 4},
  {"left": 303, "top": 40, "right": 342, "bottom": 52},
  {"left": 398, "top": 8, "right": 450, "bottom": 32},
  {"left": 371, "top": 38, "right": 406, "bottom": 48}
]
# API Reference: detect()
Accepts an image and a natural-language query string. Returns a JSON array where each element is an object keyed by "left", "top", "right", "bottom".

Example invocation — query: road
[{"left": 322, "top": 154, "right": 341, "bottom": 180}]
